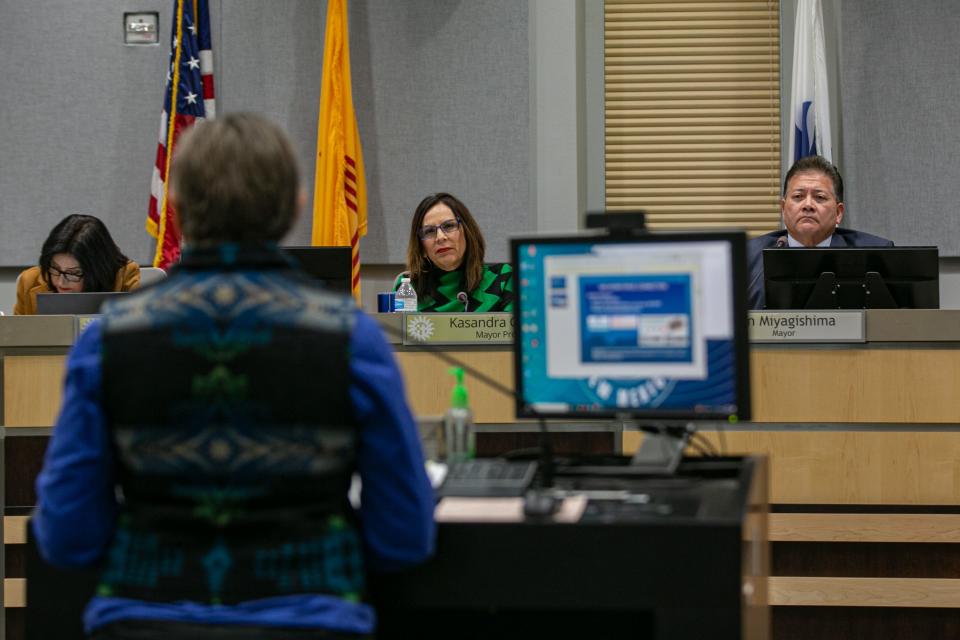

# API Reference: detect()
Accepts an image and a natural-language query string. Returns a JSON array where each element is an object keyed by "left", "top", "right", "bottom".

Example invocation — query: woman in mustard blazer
[{"left": 14, "top": 214, "right": 141, "bottom": 315}]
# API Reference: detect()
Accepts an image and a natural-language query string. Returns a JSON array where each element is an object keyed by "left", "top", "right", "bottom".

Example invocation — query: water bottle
[{"left": 395, "top": 277, "right": 418, "bottom": 312}]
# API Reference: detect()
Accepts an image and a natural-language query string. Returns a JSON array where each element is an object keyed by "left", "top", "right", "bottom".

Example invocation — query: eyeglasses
[
  {"left": 419, "top": 217, "right": 462, "bottom": 241},
  {"left": 49, "top": 266, "right": 84, "bottom": 283}
]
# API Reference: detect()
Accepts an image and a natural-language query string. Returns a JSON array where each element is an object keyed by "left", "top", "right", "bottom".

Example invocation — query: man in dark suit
[{"left": 748, "top": 155, "right": 893, "bottom": 309}]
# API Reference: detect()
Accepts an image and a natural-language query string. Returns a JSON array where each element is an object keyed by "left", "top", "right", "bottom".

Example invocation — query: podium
[{"left": 372, "top": 456, "right": 769, "bottom": 640}]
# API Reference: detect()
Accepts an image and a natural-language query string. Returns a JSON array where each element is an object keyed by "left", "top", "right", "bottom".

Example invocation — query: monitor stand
[
  {"left": 805, "top": 271, "right": 898, "bottom": 309},
  {"left": 630, "top": 425, "right": 692, "bottom": 475},
  {"left": 805, "top": 271, "right": 840, "bottom": 308},
  {"left": 863, "top": 271, "right": 897, "bottom": 308},
  {"left": 553, "top": 425, "right": 694, "bottom": 478}
]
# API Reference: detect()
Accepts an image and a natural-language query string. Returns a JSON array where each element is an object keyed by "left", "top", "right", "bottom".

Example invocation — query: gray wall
[
  {"left": 0, "top": 0, "right": 169, "bottom": 267},
  {"left": 0, "top": 1, "right": 547, "bottom": 269},
  {"left": 839, "top": 0, "right": 960, "bottom": 255},
  {"left": 780, "top": 0, "right": 960, "bottom": 306},
  {"left": 8, "top": 1, "right": 960, "bottom": 312},
  {"left": 0, "top": 0, "right": 584, "bottom": 313},
  {"left": 784, "top": 1, "right": 960, "bottom": 255}
]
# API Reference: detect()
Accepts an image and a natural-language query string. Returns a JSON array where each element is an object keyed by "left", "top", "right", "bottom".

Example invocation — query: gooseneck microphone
[
  {"left": 456, "top": 291, "right": 470, "bottom": 312},
  {"left": 774, "top": 236, "right": 788, "bottom": 248}
]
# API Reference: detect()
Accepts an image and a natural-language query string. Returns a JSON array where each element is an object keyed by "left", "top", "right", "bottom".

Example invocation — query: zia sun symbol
[{"left": 407, "top": 315, "right": 435, "bottom": 342}]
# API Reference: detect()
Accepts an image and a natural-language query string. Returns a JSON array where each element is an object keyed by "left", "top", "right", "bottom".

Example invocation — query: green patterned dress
[{"left": 397, "top": 263, "right": 514, "bottom": 312}]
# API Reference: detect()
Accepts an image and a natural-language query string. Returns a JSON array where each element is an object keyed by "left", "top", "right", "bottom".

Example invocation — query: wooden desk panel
[
  {"left": 396, "top": 347, "right": 960, "bottom": 424},
  {"left": 3, "top": 355, "right": 66, "bottom": 428},
  {"left": 3, "top": 517, "right": 28, "bottom": 546},
  {"left": 769, "top": 576, "right": 960, "bottom": 608},
  {"left": 769, "top": 513, "right": 960, "bottom": 543},
  {"left": 752, "top": 349, "right": 960, "bottom": 423},
  {"left": 625, "top": 430, "right": 960, "bottom": 505},
  {"left": 395, "top": 350, "right": 514, "bottom": 423},
  {"left": 4, "top": 579, "right": 25, "bottom": 608}
]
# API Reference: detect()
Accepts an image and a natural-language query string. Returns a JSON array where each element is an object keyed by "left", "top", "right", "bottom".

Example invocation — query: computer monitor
[
  {"left": 511, "top": 231, "right": 751, "bottom": 421},
  {"left": 282, "top": 246, "right": 352, "bottom": 293},
  {"left": 35, "top": 291, "right": 127, "bottom": 315},
  {"left": 763, "top": 247, "right": 939, "bottom": 309}
]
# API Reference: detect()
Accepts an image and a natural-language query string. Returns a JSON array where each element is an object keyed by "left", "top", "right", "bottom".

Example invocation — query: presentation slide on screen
[
  {"left": 518, "top": 239, "right": 738, "bottom": 413},
  {"left": 542, "top": 242, "right": 732, "bottom": 381}
]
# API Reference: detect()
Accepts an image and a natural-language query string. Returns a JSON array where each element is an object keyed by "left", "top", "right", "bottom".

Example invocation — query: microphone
[
  {"left": 456, "top": 291, "right": 470, "bottom": 312},
  {"left": 774, "top": 236, "right": 788, "bottom": 248}
]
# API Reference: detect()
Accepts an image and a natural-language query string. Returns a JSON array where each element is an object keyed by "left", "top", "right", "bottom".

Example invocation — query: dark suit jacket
[{"left": 747, "top": 228, "right": 894, "bottom": 310}]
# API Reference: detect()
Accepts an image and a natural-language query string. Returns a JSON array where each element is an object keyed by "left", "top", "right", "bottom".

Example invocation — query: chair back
[{"left": 139, "top": 266, "right": 167, "bottom": 286}]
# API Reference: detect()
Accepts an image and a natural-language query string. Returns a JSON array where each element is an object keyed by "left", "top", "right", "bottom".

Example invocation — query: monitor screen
[
  {"left": 282, "top": 246, "right": 353, "bottom": 294},
  {"left": 763, "top": 247, "right": 939, "bottom": 310},
  {"left": 511, "top": 232, "right": 751, "bottom": 421}
]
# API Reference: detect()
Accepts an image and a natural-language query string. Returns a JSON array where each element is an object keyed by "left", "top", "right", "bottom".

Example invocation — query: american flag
[{"left": 147, "top": 0, "right": 216, "bottom": 269}]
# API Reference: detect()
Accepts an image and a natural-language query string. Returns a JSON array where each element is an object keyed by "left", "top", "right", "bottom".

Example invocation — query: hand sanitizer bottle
[{"left": 444, "top": 367, "right": 474, "bottom": 463}]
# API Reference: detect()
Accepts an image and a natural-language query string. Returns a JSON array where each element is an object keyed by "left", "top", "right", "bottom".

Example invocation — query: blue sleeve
[
  {"left": 350, "top": 311, "right": 436, "bottom": 572},
  {"left": 32, "top": 321, "right": 118, "bottom": 567}
]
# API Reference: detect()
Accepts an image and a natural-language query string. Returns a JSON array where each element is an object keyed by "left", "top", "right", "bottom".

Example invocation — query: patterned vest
[{"left": 98, "top": 245, "right": 363, "bottom": 605}]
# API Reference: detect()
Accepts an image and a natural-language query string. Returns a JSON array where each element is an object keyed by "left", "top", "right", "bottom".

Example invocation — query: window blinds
[{"left": 604, "top": 0, "right": 781, "bottom": 234}]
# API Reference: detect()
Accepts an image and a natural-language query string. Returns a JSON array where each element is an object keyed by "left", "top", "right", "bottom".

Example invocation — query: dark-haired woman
[
  {"left": 13, "top": 214, "right": 141, "bottom": 315},
  {"left": 398, "top": 193, "right": 513, "bottom": 312}
]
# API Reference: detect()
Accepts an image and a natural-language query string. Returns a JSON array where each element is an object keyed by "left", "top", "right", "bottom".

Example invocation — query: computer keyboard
[{"left": 438, "top": 459, "right": 538, "bottom": 498}]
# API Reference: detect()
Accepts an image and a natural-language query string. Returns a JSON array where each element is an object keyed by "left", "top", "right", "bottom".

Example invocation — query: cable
[
  {"left": 688, "top": 432, "right": 719, "bottom": 458},
  {"left": 378, "top": 316, "right": 715, "bottom": 481},
  {"left": 715, "top": 421, "right": 728, "bottom": 456}
]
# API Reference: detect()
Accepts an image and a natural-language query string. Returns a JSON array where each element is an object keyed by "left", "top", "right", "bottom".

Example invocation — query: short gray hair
[{"left": 171, "top": 113, "right": 300, "bottom": 244}]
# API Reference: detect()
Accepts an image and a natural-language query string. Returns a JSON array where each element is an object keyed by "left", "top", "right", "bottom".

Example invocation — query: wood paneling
[
  {"left": 3, "top": 516, "right": 28, "bottom": 545},
  {"left": 773, "top": 606, "right": 960, "bottom": 640},
  {"left": 391, "top": 344, "right": 960, "bottom": 427},
  {"left": 625, "top": 430, "right": 960, "bottom": 505},
  {"left": 3, "top": 355, "right": 65, "bottom": 427},
  {"left": 751, "top": 349, "right": 960, "bottom": 423},
  {"left": 770, "top": 576, "right": 960, "bottom": 608},
  {"left": 773, "top": 542, "right": 960, "bottom": 578},
  {"left": 5, "top": 546, "right": 25, "bottom": 580},
  {"left": 7, "top": 608, "right": 24, "bottom": 640},
  {"left": 395, "top": 350, "right": 514, "bottom": 423},
  {"left": 770, "top": 513, "right": 960, "bottom": 543},
  {"left": 4, "top": 578, "right": 25, "bottom": 608},
  {"left": 6, "top": 436, "right": 50, "bottom": 508},
  {"left": 397, "top": 348, "right": 960, "bottom": 426}
]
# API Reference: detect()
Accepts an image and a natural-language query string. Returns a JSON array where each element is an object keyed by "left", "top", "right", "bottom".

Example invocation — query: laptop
[{"left": 35, "top": 292, "right": 128, "bottom": 315}]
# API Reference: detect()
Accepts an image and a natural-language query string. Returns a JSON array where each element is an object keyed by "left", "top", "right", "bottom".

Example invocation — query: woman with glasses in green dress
[
  {"left": 14, "top": 214, "right": 140, "bottom": 315},
  {"left": 398, "top": 193, "right": 514, "bottom": 313}
]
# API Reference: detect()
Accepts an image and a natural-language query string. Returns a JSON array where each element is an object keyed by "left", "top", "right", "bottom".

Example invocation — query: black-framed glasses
[
  {"left": 419, "top": 217, "right": 462, "bottom": 241},
  {"left": 49, "top": 266, "right": 84, "bottom": 283}
]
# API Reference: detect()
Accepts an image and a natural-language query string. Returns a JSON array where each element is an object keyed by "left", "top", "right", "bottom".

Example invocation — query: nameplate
[
  {"left": 749, "top": 311, "right": 865, "bottom": 343},
  {"left": 403, "top": 313, "right": 514, "bottom": 346}
]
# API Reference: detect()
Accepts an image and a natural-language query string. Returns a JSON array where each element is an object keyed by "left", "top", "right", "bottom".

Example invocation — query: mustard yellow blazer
[{"left": 13, "top": 261, "right": 141, "bottom": 315}]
